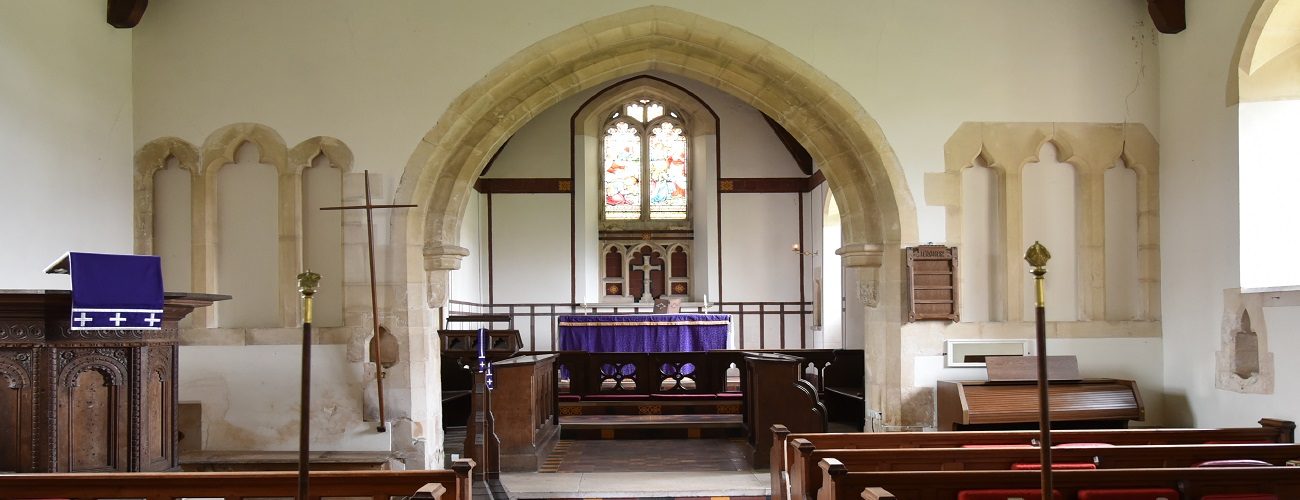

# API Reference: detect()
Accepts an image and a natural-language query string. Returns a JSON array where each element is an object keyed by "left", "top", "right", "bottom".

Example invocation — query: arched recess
[
  {"left": 393, "top": 6, "right": 918, "bottom": 449},
  {"left": 290, "top": 137, "right": 354, "bottom": 327},
  {"left": 134, "top": 137, "right": 200, "bottom": 256},
  {"left": 198, "top": 123, "right": 290, "bottom": 328}
]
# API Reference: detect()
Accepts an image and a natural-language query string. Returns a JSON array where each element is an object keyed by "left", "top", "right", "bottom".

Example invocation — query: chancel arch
[{"left": 394, "top": 5, "right": 917, "bottom": 463}]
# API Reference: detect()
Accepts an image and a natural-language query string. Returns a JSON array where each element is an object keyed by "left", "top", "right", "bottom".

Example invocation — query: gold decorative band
[{"left": 559, "top": 320, "right": 731, "bottom": 327}]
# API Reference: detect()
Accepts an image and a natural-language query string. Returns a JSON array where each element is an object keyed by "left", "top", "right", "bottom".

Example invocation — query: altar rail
[
  {"left": 445, "top": 300, "right": 812, "bottom": 351},
  {"left": 0, "top": 462, "right": 474, "bottom": 500}
]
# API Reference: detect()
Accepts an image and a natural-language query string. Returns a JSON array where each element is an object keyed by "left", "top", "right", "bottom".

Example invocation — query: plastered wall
[
  {"left": 1160, "top": 0, "right": 1300, "bottom": 427},
  {"left": 0, "top": 1, "right": 133, "bottom": 288}
]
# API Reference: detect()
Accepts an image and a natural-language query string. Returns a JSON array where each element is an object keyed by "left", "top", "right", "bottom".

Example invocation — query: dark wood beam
[
  {"left": 1146, "top": 0, "right": 1186, "bottom": 34},
  {"left": 106, "top": 0, "right": 148, "bottom": 29},
  {"left": 761, "top": 113, "right": 814, "bottom": 176},
  {"left": 474, "top": 177, "right": 572, "bottom": 194}
]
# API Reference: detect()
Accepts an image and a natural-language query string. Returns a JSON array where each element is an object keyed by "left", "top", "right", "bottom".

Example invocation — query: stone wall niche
[{"left": 1216, "top": 288, "right": 1275, "bottom": 394}]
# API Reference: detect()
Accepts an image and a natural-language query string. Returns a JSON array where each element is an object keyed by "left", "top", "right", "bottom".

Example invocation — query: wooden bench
[
  {"left": 817, "top": 463, "right": 1300, "bottom": 500},
  {"left": 771, "top": 419, "right": 1295, "bottom": 499},
  {"left": 0, "top": 459, "right": 474, "bottom": 500},
  {"left": 788, "top": 443, "right": 1300, "bottom": 500}
]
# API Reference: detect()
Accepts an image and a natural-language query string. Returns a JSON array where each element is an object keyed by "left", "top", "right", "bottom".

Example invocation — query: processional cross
[
  {"left": 320, "top": 170, "right": 416, "bottom": 432},
  {"left": 631, "top": 254, "right": 662, "bottom": 302}
]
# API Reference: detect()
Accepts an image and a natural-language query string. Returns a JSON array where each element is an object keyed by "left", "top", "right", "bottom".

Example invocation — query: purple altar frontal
[{"left": 557, "top": 313, "right": 731, "bottom": 352}]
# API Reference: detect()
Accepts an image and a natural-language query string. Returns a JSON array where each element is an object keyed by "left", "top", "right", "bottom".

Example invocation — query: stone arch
[
  {"left": 397, "top": 6, "right": 915, "bottom": 286},
  {"left": 1230, "top": 0, "right": 1300, "bottom": 104},
  {"left": 392, "top": 7, "right": 920, "bottom": 453}
]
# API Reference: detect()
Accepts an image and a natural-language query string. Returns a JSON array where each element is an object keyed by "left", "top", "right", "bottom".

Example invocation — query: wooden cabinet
[
  {"left": 0, "top": 290, "right": 223, "bottom": 472},
  {"left": 905, "top": 245, "right": 959, "bottom": 322}
]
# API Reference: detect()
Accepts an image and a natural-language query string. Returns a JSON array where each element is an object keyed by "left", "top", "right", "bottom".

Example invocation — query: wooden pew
[
  {"left": 770, "top": 419, "right": 1294, "bottom": 500},
  {"left": 0, "top": 460, "right": 474, "bottom": 500},
  {"left": 790, "top": 443, "right": 1300, "bottom": 500},
  {"left": 818, "top": 462, "right": 1300, "bottom": 500}
]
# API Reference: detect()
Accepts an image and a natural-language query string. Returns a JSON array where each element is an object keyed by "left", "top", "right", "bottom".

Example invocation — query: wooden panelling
[
  {"left": 0, "top": 291, "right": 222, "bottom": 473},
  {"left": 0, "top": 364, "right": 29, "bottom": 473}
]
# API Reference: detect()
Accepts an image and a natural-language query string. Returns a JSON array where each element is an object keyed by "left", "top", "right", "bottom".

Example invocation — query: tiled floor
[{"left": 503, "top": 438, "right": 767, "bottom": 498}]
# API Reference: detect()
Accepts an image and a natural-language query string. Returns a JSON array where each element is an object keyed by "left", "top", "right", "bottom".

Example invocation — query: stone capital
[
  {"left": 423, "top": 244, "right": 470, "bottom": 271},
  {"left": 836, "top": 242, "right": 884, "bottom": 269}
]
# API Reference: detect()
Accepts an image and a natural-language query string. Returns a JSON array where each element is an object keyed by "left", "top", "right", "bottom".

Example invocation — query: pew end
[
  {"left": 451, "top": 458, "right": 476, "bottom": 500},
  {"left": 860, "top": 487, "right": 897, "bottom": 500},
  {"left": 412, "top": 483, "right": 448, "bottom": 499},
  {"left": 772, "top": 424, "right": 792, "bottom": 499},
  {"left": 1259, "top": 418, "right": 1296, "bottom": 443}
]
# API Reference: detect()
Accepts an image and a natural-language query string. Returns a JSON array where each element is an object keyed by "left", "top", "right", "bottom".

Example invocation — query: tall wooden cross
[{"left": 320, "top": 170, "right": 416, "bottom": 432}]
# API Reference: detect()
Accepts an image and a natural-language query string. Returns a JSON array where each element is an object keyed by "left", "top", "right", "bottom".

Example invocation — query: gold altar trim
[{"left": 558, "top": 320, "right": 731, "bottom": 327}]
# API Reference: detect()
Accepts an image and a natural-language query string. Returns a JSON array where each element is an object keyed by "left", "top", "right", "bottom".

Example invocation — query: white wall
[
  {"left": 180, "top": 345, "right": 388, "bottom": 451},
  {"left": 1158, "top": 0, "right": 1300, "bottom": 427},
  {"left": 132, "top": 0, "right": 1159, "bottom": 245},
  {"left": 0, "top": 2, "right": 133, "bottom": 288}
]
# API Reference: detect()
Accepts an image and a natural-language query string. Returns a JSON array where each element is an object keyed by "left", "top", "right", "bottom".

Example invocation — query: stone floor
[{"left": 500, "top": 470, "right": 769, "bottom": 499}]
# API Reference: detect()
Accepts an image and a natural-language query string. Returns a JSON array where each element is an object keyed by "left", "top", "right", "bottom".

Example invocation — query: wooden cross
[
  {"left": 320, "top": 170, "right": 416, "bottom": 432},
  {"left": 631, "top": 254, "right": 662, "bottom": 302}
]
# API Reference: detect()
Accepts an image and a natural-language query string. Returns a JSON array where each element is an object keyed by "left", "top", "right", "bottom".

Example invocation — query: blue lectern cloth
[
  {"left": 556, "top": 314, "right": 730, "bottom": 352},
  {"left": 69, "top": 252, "right": 164, "bottom": 330}
]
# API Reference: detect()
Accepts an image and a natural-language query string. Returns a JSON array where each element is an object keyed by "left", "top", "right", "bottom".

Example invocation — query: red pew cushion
[
  {"left": 958, "top": 490, "right": 1063, "bottom": 500},
  {"left": 1010, "top": 462, "right": 1097, "bottom": 470},
  {"left": 961, "top": 444, "right": 1034, "bottom": 449},
  {"left": 1056, "top": 442, "right": 1114, "bottom": 448},
  {"left": 1078, "top": 488, "right": 1179, "bottom": 500},
  {"left": 1194, "top": 459, "right": 1273, "bottom": 467}
]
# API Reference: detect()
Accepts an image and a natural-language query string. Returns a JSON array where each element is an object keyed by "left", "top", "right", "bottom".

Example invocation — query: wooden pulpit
[{"left": 0, "top": 290, "right": 226, "bottom": 473}]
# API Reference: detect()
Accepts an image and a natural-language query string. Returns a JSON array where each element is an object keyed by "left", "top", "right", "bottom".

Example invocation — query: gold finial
[
  {"left": 1024, "top": 241, "right": 1051, "bottom": 270},
  {"left": 1024, "top": 242, "right": 1050, "bottom": 307},
  {"left": 298, "top": 270, "right": 320, "bottom": 324},
  {"left": 297, "top": 270, "right": 321, "bottom": 297}
]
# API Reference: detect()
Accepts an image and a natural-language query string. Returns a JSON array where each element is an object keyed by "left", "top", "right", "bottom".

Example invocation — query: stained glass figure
[
  {"left": 603, "top": 121, "right": 642, "bottom": 220},
  {"left": 648, "top": 121, "right": 688, "bottom": 220}
]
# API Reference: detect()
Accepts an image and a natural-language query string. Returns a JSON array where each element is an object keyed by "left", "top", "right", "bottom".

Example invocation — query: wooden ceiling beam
[
  {"left": 107, "top": 0, "right": 148, "bottom": 29},
  {"left": 1146, "top": 0, "right": 1186, "bottom": 34}
]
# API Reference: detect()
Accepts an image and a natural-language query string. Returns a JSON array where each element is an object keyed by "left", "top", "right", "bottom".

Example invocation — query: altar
[{"left": 556, "top": 313, "right": 731, "bottom": 353}]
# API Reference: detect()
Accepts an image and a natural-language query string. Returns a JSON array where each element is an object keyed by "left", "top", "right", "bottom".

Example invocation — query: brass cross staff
[{"left": 320, "top": 170, "right": 416, "bottom": 432}]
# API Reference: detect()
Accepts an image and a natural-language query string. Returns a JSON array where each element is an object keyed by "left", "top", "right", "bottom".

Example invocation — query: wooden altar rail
[
  {"left": 0, "top": 461, "right": 474, "bottom": 500},
  {"left": 445, "top": 300, "right": 812, "bottom": 351}
]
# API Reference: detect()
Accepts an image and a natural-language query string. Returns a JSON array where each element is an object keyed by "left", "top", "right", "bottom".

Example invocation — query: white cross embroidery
[
  {"left": 144, "top": 313, "right": 161, "bottom": 327},
  {"left": 108, "top": 313, "right": 127, "bottom": 327},
  {"left": 74, "top": 312, "right": 93, "bottom": 327}
]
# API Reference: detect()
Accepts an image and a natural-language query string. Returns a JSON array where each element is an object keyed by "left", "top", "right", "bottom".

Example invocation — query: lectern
[
  {"left": 0, "top": 290, "right": 226, "bottom": 472},
  {"left": 439, "top": 315, "right": 520, "bottom": 500}
]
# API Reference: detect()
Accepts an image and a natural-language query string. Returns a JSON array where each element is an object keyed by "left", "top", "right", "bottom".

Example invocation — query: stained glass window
[
  {"left": 648, "top": 121, "right": 688, "bottom": 219},
  {"left": 603, "top": 121, "right": 642, "bottom": 220},
  {"left": 602, "top": 98, "right": 689, "bottom": 224}
]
